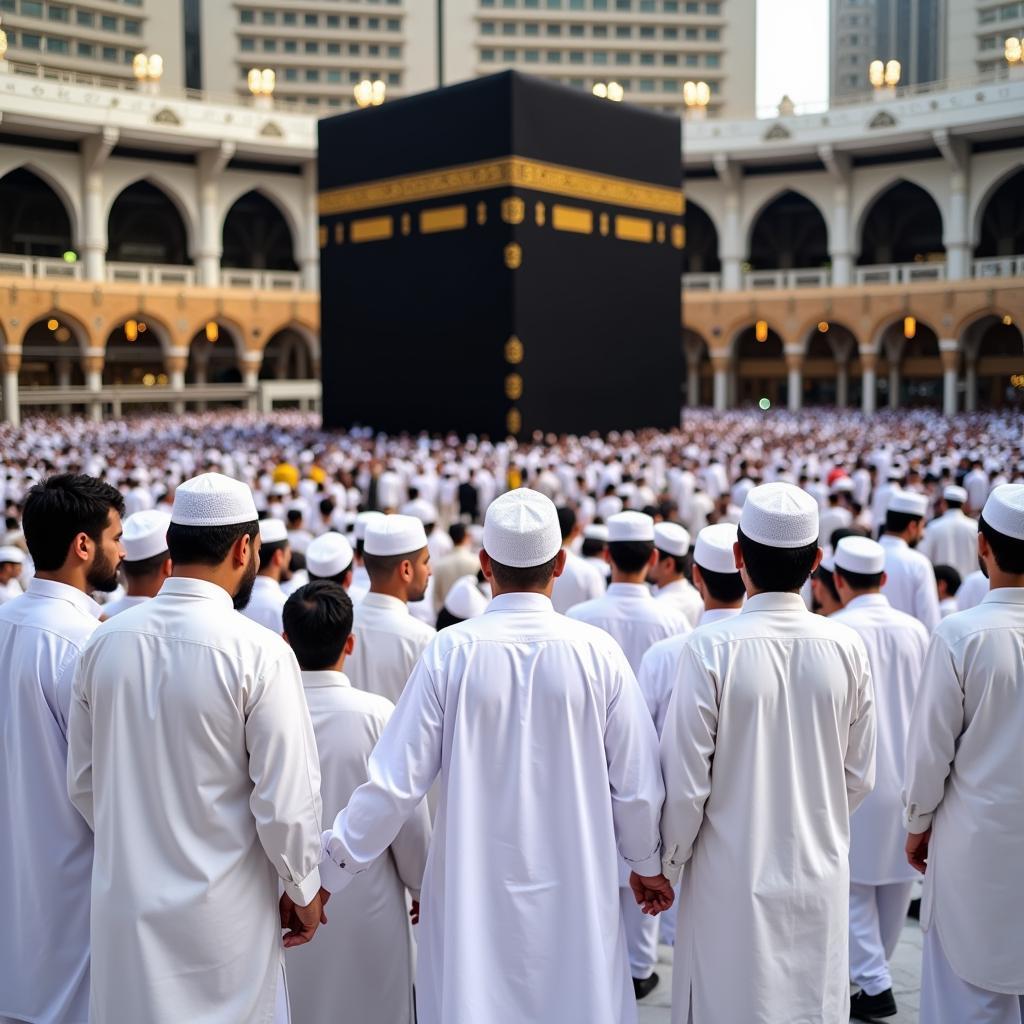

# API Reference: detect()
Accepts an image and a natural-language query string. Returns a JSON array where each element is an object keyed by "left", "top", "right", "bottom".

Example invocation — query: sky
[{"left": 756, "top": 0, "right": 831, "bottom": 117}]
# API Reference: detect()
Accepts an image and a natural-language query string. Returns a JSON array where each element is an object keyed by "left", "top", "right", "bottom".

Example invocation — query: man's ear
[
  {"left": 344, "top": 633, "right": 355, "bottom": 656},
  {"left": 732, "top": 541, "right": 744, "bottom": 572},
  {"left": 552, "top": 547, "right": 568, "bottom": 579},
  {"left": 234, "top": 531, "right": 254, "bottom": 568},
  {"left": 479, "top": 549, "right": 493, "bottom": 581}
]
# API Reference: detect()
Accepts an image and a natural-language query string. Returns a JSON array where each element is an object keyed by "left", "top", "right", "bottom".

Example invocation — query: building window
[
  {"left": 326, "top": 14, "right": 339, "bottom": 27},
  {"left": 239, "top": 9, "right": 254, "bottom": 23},
  {"left": 569, "top": 0, "right": 584, "bottom": 8},
  {"left": 640, "top": 25, "right": 655, "bottom": 37},
  {"left": 569, "top": 23, "right": 584, "bottom": 35},
  {"left": 48, "top": 4, "right": 69, "bottom": 21},
  {"left": 705, "top": 27, "right": 719, "bottom": 39},
  {"left": 662, "top": 52, "right": 677, "bottom": 64},
  {"left": 502, "top": 47, "right": 516, "bottom": 59},
  {"left": 261, "top": 10, "right": 275, "bottom": 24},
  {"left": 592, "top": 49, "right": 607, "bottom": 63},
  {"left": 639, "top": 52, "right": 654, "bottom": 64},
  {"left": 387, "top": 71, "right": 400, "bottom": 84},
  {"left": 593, "top": 24, "right": 607, "bottom": 35},
  {"left": 705, "top": 52, "right": 720, "bottom": 66},
  {"left": 593, "top": 0, "right": 608, "bottom": 9},
  {"left": 348, "top": 43, "right": 360, "bottom": 54},
  {"left": 77, "top": 41, "right": 93, "bottom": 56},
  {"left": 284, "top": 68, "right": 298, "bottom": 81},
  {"left": 348, "top": 70, "right": 360, "bottom": 82},
  {"left": 482, "top": 21, "right": 496, "bottom": 33},
  {"left": 546, "top": 49, "right": 562, "bottom": 61},
  {"left": 282, "top": 12, "right": 296, "bottom": 25},
  {"left": 388, "top": 44, "right": 400, "bottom": 56},
  {"left": 980, "top": 34, "right": 997, "bottom": 49},
  {"left": 481, "top": 47, "right": 496, "bottom": 60},
  {"left": 21, "top": 31, "right": 41, "bottom": 48},
  {"left": 615, "top": 50, "right": 632, "bottom": 63},
  {"left": 545, "top": 22, "right": 561, "bottom": 34},
  {"left": 100, "top": 14, "right": 116, "bottom": 30},
  {"left": 661, "top": 78, "right": 679, "bottom": 91},
  {"left": 75, "top": 8, "right": 92, "bottom": 25},
  {"left": 685, "top": 1, "right": 698, "bottom": 10},
  {"left": 663, "top": 26, "right": 677, "bottom": 37},
  {"left": 524, "top": 48, "right": 540, "bottom": 61},
  {"left": 547, "top": 0, "right": 563, "bottom": 7},
  {"left": 102, "top": 45, "right": 117, "bottom": 61},
  {"left": 368, "top": 16, "right": 380, "bottom": 27},
  {"left": 502, "top": 22, "right": 516, "bottom": 34},
  {"left": 304, "top": 13, "right": 317, "bottom": 25},
  {"left": 706, "top": 1, "right": 720, "bottom": 12},
  {"left": 21, "top": 0, "right": 43, "bottom": 15},
  {"left": 663, "top": 0, "right": 678, "bottom": 8},
  {"left": 524, "top": 22, "right": 540, "bottom": 35},
  {"left": 615, "top": 24, "right": 631, "bottom": 36},
  {"left": 640, "top": 0, "right": 655, "bottom": 8},
  {"left": 999, "top": 3, "right": 1019, "bottom": 19},
  {"left": 283, "top": 39, "right": 297, "bottom": 52},
  {"left": 46, "top": 35, "right": 68, "bottom": 52},
  {"left": 685, "top": 53, "right": 698, "bottom": 65},
  {"left": 639, "top": 78, "right": 655, "bottom": 91},
  {"left": 615, "top": 0, "right": 632, "bottom": 8},
  {"left": 263, "top": 39, "right": 277, "bottom": 52},
  {"left": 348, "top": 16, "right": 359, "bottom": 27},
  {"left": 368, "top": 43, "right": 380, "bottom": 55},
  {"left": 569, "top": 50, "right": 584, "bottom": 62},
  {"left": 305, "top": 68, "right": 318, "bottom": 81},
  {"left": 326, "top": 41, "right": 340, "bottom": 54},
  {"left": 240, "top": 38, "right": 255, "bottom": 51},
  {"left": 387, "top": 17, "right": 400, "bottom": 29},
  {"left": 685, "top": 27, "right": 698, "bottom": 38},
  {"left": 304, "top": 41, "right": 318, "bottom": 53}
]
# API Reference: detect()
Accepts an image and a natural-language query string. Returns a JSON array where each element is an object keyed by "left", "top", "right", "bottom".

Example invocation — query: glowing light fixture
[
  {"left": 1002, "top": 314, "right": 1014, "bottom": 326},
  {"left": 132, "top": 53, "right": 164, "bottom": 82},
  {"left": 125, "top": 319, "right": 139, "bottom": 343},
  {"left": 755, "top": 320, "right": 769, "bottom": 343},
  {"left": 0, "top": 18, "right": 8, "bottom": 62},
  {"left": 47, "top": 318, "right": 59, "bottom": 331},
  {"left": 354, "top": 79, "right": 386, "bottom": 108},
  {"left": 683, "top": 80, "right": 711, "bottom": 108},
  {"left": 62, "top": 250, "right": 77, "bottom": 263},
  {"left": 205, "top": 321, "right": 219, "bottom": 343},
  {"left": 1005, "top": 36, "right": 1023, "bottom": 65},
  {"left": 759, "top": 397, "right": 771, "bottom": 410},
  {"left": 903, "top": 316, "right": 916, "bottom": 340},
  {"left": 817, "top": 321, "right": 829, "bottom": 333},
  {"left": 869, "top": 59, "right": 900, "bottom": 88},
  {"left": 247, "top": 68, "right": 276, "bottom": 97}
]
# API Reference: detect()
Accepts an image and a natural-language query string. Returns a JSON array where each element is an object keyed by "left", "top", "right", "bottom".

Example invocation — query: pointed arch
[
  {"left": 106, "top": 176, "right": 196, "bottom": 264},
  {"left": 0, "top": 165, "right": 78, "bottom": 256},
  {"left": 973, "top": 164, "right": 1024, "bottom": 258},
  {"left": 746, "top": 189, "right": 830, "bottom": 270},
  {"left": 856, "top": 179, "right": 945, "bottom": 266}
]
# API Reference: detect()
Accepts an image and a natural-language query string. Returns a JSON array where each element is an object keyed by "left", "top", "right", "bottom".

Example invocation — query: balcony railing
[
  {"left": 220, "top": 269, "right": 303, "bottom": 291},
  {"left": 682, "top": 273, "right": 722, "bottom": 292},
  {"left": 0, "top": 254, "right": 83, "bottom": 280},
  {"left": 744, "top": 268, "right": 831, "bottom": 289},
  {"left": 854, "top": 262, "right": 947, "bottom": 285},
  {"left": 106, "top": 263, "right": 197, "bottom": 286},
  {"left": 973, "top": 256, "right": 1024, "bottom": 279}
]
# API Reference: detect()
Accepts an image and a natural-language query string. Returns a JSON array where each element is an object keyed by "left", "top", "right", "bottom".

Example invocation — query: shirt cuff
[
  {"left": 904, "top": 809, "right": 934, "bottom": 834},
  {"left": 319, "top": 829, "right": 357, "bottom": 895},
  {"left": 625, "top": 850, "right": 664, "bottom": 878},
  {"left": 284, "top": 864, "right": 322, "bottom": 907}
]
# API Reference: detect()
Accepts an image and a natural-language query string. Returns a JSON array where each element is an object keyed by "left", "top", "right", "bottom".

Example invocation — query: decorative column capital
[{"left": 0, "top": 350, "right": 22, "bottom": 374}]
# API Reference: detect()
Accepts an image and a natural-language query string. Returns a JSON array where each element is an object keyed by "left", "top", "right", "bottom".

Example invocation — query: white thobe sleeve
[
  {"left": 604, "top": 653, "right": 665, "bottom": 877},
  {"left": 246, "top": 650, "right": 324, "bottom": 906},
  {"left": 635, "top": 648, "right": 663, "bottom": 729},
  {"left": 658, "top": 642, "right": 717, "bottom": 884},
  {"left": 902, "top": 632, "right": 963, "bottom": 834},
  {"left": 321, "top": 656, "right": 444, "bottom": 894},
  {"left": 914, "top": 562, "right": 942, "bottom": 634},
  {"left": 67, "top": 656, "right": 95, "bottom": 831},
  {"left": 845, "top": 643, "right": 876, "bottom": 816},
  {"left": 390, "top": 802, "right": 432, "bottom": 901}
]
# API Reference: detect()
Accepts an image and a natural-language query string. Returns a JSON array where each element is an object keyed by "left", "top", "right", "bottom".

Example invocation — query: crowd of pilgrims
[{"left": 0, "top": 407, "right": 1022, "bottom": 1024}]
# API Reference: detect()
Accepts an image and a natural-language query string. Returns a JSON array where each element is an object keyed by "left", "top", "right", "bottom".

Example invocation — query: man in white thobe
[
  {"left": 918, "top": 485, "right": 979, "bottom": 581},
  {"left": 567, "top": 511, "right": 686, "bottom": 998},
  {"left": 551, "top": 506, "right": 605, "bottom": 614},
  {"left": 904, "top": 484, "right": 1024, "bottom": 1024},
  {"left": 67, "top": 473, "right": 325, "bottom": 1024},
  {"left": 660, "top": 482, "right": 876, "bottom": 1024},
  {"left": 635, "top": 522, "right": 742, "bottom": 948},
  {"left": 101, "top": 509, "right": 171, "bottom": 618},
  {"left": 649, "top": 522, "right": 703, "bottom": 628},
  {"left": 282, "top": 581, "right": 430, "bottom": 1024},
  {"left": 0, "top": 545, "right": 26, "bottom": 604},
  {"left": 304, "top": 489, "right": 670, "bottom": 1024},
  {"left": 348, "top": 511, "right": 385, "bottom": 604},
  {"left": 880, "top": 489, "right": 941, "bottom": 633},
  {"left": 0, "top": 475, "right": 124, "bottom": 1024},
  {"left": 830, "top": 536, "right": 929, "bottom": 1021},
  {"left": 346, "top": 514, "right": 435, "bottom": 704},
  {"left": 241, "top": 517, "right": 291, "bottom": 634},
  {"left": 305, "top": 530, "right": 354, "bottom": 588}
]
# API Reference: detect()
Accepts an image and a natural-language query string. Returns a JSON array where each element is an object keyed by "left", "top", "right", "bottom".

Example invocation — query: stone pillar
[
  {"left": 784, "top": 347, "right": 804, "bottom": 412},
  {"left": 240, "top": 353, "right": 261, "bottom": 413},
  {"left": 888, "top": 363, "right": 900, "bottom": 410},
  {"left": 965, "top": 359, "right": 978, "bottom": 412},
  {"left": 711, "top": 354, "right": 729, "bottom": 412},
  {"left": 300, "top": 160, "right": 320, "bottom": 292},
  {"left": 934, "top": 131, "right": 970, "bottom": 281},
  {"left": 196, "top": 143, "right": 235, "bottom": 287},
  {"left": 713, "top": 156, "right": 743, "bottom": 291},
  {"left": 939, "top": 339, "right": 959, "bottom": 416},
  {"left": 57, "top": 358, "right": 73, "bottom": 415},
  {"left": 1, "top": 351, "right": 21, "bottom": 427},
  {"left": 819, "top": 146, "right": 853, "bottom": 286},
  {"left": 82, "top": 351, "right": 104, "bottom": 422},
  {"left": 686, "top": 363, "right": 700, "bottom": 407},
  {"left": 165, "top": 350, "right": 188, "bottom": 416},
  {"left": 860, "top": 349, "right": 877, "bottom": 416},
  {"left": 836, "top": 361, "right": 849, "bottom": 408},
  {"left": 81, "top": 129, "right": 118, "bottom": 282}
]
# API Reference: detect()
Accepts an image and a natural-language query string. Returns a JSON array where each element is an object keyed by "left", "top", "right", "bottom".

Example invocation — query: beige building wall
[{"left": 948, "top": 0, "right": 1024, "bottom": 79}]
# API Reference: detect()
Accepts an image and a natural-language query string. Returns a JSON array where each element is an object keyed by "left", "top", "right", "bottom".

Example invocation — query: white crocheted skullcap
[
  {"left": 364, "top": 514, "right": 428, "bottom": 557},
  {"left": 739, "top": 482, "right": 819, "bottom": 549},
  {"left": 259, "top": 518, "right": 288, "bottom": 544},
  {"left": 583, "top": 524, "right": 609, "bottom": 542},
  {"left": 943, "top": 485, "right": 968, "bottom": 504},
  {"left": 982, "top": 484, "right": 1024, "bottom": 541},
  {"left": 654, "top": 521, "right": 690, "bottom": 557},
  {"left": 693, "top": 523, "right": 738, "bottom": 574},
  {"left": 171, "top": 473, "right": 258, "bottom": 527},
  {"left": 121, "top": 510, "right": 171, "bottom": 562},
  {"left": 834, "top": 536, "right": 885, "bottom": 575},
  {"left": 483, "top": 488, "right": 562, "bottom": 568},
  {"left": 307, "top": 532, "right": 354, "bottom": 578}
]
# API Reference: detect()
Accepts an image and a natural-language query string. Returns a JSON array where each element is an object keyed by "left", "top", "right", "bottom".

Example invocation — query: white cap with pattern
[
  {"left": 654, "top": 521, "right": 691, "bottom": 557},
  {"left": 982, "top": 483, "right": 1024, "bottom": 541},
  {"left": 444, "top": 575, "right": 489, "bottom": 620},
  {"left": 259, "top": 518, "right": 288, "bottom": 544},
  {"left": 171, "top": 473, "right": 258, "bottom": 527},
  {"left": 834, "top": 535, "right": 886, "bottom": 575},
  {"left": 887, "top": 489, "right": 929, "bottom": 517},
  {"left": 739, "top": 482, "right": 819, "bottom": 549},
  {"left": 693, "top": 523, "right": 738, "bottom": 574},
  {"left": 607, "top": 511, "right": 655, "bottom": 543},
  {"left": 483, "top": 488, "right": 562, "bottom": 568}
]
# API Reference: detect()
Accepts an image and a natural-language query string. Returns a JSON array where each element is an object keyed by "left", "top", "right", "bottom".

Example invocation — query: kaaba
[{"left": 318, "top": 71, "right": 684, "bottom": 438}]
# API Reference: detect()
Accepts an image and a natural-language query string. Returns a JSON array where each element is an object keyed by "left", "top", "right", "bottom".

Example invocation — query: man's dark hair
[
  {"left": 282, "top": 580, "right": 353, "bottom": 671},
  {"left": 581, "top": 537, "right": 606, "bottom": 559},
  {"left": 287, "top": 509, "right": 303, "bottom": 526},
  {"left": 884, "top": 510, "right": 923, "bottom": 535},
  {"left": 979, "top": 514, "right": 1024, "bottom": 574},
  {"left": 656, "top": 548, "right": 686, "bottom": 575},
  {"left": 449, "top": 522, "right": 467, "bottom": 545},
  {"left": 608, "top": 540, "right": 654, "bottom": 574},
  {"left": 556, "top": 506, "right": 576, "bottom": 541},
  {"left": 363, "top": 547, "right": 424, "bottom": 580},
  {"left": 123, "top": 550, "right": 170, "bottom": 579},
  {"left": 830, "top": 526, "right": 860, "bottom": 551},
  {"left": 436, "top": 607, "right": 462, "bottom": 630},
  {"left": 488, "top": 553, "right": 559, "bottom": 591},
  {"left": 697, "top": 565, "right": 746, "bottom": 603},
  {"left": 813, "top": 564, "right": 840, "bottom": 601},
  {"left": 258, "top": 539, "right": 289, "bottom": 573},
  {"left": 834, "top": 564, "right": 883, "bottom": 592},
  {"left": 933, "top": 563, "right": 962, "bottom": 596},
  {"left": 167, "top": 521, "right": 259, "bottom": 566},
  {"left": 945, "top": 496, "right": 965, "bottom": 511},
  {"left": 319, "top": 497, "right": 335, "bottom": 518},
  {"left": 737, "top": 525, "right": 818, "bottom": 593},
  {"left": 23, "top": 474, "right": 125, "bottom": 571}
]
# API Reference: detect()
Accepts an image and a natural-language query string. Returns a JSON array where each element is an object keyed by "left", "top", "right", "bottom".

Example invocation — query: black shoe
[
  {"left": 633, "top": 973, "right": 659, "bottom": 1000},
  {"left": 850, "top": 987, "right": 897, "bottom": 1020}
]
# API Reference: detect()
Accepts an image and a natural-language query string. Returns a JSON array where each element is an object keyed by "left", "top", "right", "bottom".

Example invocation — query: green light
[
  {"left": 758, "top": 397, "right": 771, "bottom": 411},
  {"left": 63, "top": 250, "right": 77, "bottom": 263}
]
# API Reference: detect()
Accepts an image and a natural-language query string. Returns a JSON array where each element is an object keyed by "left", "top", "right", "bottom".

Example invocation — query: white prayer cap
[
  {"left": 608, "top": 511, "right": 655, "bottom": 543},
  {"left": 259, "top": 518, "right": 289, "bottom": 545},
  {"left": 364, "top": 514, "right": 428, "bottom": 557},
  {"left": 693, "top": 523, "right": 738, "bottom": 574},
  {"left": 654, "top": 521, "right": 691, "bottom": 557},
  {"left": 943, "top": 485, "right": 968, "bottom": 504},
  {"left": 271, "top": 482, "right": 292, "bottom": 497},
  {"left": 0, "top": 545, "right": 25, "bottom": 564},
  {"left": 887, "top": 489, "right": 929, "bottom": 517},
  {"left": 834, "top": 536, "right": 885, "bottom": 575},
  {"left": 307, "top": 532, "right": 354, "bottom": 578},
  {"left": 444, "top": 575, "right": 489, "bottom": 620},
  {"left": 831, "top": 478, "right": 855, "bottom": 494},
  {"left": 739, "top": 482, "right": 819, "bottom": 548},
  {"left": 287, "top": 499, "right": 307, "bottom": 514},
  {"left": 482, "top": 488, "right": 561, "bottom": 568},
  {"left": 355, "top": 510, "right": 386, "bottom": 541},
  {"left": 171, "top": 473, "right": 258, "bottom": 527},
  {"left": 820, "top": 552, "right": 835, "bottom": 573},
  {"left": 121, "top": 510, "right": 171, "bottom": 562},
  {"left": 583, "top": 524, "right": 609, "bottom": 542},
  {"left": 401, "top": 498, "right": 439, "bottom": 524},
  {"left": 981, "top": 483, "right": 1024, "bottom": 540}
]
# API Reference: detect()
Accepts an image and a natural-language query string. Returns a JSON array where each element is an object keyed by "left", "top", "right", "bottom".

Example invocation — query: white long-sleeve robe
[
  {"left": 880, "top": 534, "right": 941, "bottom": 633},
  {"left": 660, "top": 592, "right": 876, "bottom": 1024},
  {"left": 242, "top": 574, "right": 288, "bottom": 635},
  {"left": 832, "top": 593, "right": 929, "bottom": 884},
  {"left": 0, "top": 579, "right": 100, "bottom": 1024},
  {"left": 918, "top": 509, "right": 979, "bottom": 581},
  {"left": 903, "top": 588, "right": 1024, "bottom": 994},
  {"left": 287, "top": 671, "right": 429, "bottom": 1024},
  {"left": 321, "top": 592, "right": 664, "bottom": 1024},
  {"left": 655, "top": 578, "right": 704, "bottom": 628},
  {"left": 550, "top": 549, "right": 605, "bottom": 614},
  {"left": 67, "top": 577, "right": 324, "bottom": 1024}
]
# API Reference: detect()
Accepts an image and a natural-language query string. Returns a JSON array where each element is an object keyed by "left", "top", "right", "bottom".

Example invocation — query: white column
[
  {"left": 836, "top": 362, "right": 849, "bottom": 408},
  {"left": 785, "top": 346, "right": 803, "bottom": 412},
  {"left": 712, "top": 356, "right": 729, "bottom": 411},
  {"left": 81, "top": 128, "right": 118, "bottom": 282},
  {"left": 965, "top": 360, "right": 978, "bottom": 412},
  {"left": 819, "top": 146, "right": 853, "bottom": 286},
  {"left": 939, "top": 339, "right": 959, "bottom": 417},
  {"left": 2, "top": 370, "right": 20, "bottom": 427},
  {"left": 241, "top": 354, "right": 261, "bottom": 413},
  {"left": 196, "top": 143, "right": 235, "bottom": 288},
  {"left": 300, "top": 160, "right": 320, "bottom": 292},
  {"left": 860, "top": 348, "right": 877, "bottom": 416},
  {"left": 933, "top": 131, "right": 970, "bottom": 281},
  {"left": 57, "top": 359, "right": 72, "bottom": 415},
  {"left": 713, "top": 155, "right": 743, "bottom": 291},
  {"left": 888, "top": 365, "right": 900, "bottom": 410},
  {"left": 686, "top": 361, "right": 700, "bottom": 407},
  {"left": 84, "top": 347, "right": 104, "bottom": 422}
]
